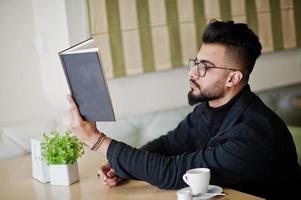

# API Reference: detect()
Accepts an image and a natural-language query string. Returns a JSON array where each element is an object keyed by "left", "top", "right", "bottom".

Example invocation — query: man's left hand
[{"left": 67, "top": 94, "right": 100, "bottom": 147}]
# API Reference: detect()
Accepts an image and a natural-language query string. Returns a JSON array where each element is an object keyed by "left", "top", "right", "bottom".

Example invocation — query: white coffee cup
[
  {"left": 176, "top": 189, "right": 192, "bottom": 200},
  {"left": 182, "top": 168, "right": 210, "bottom": 196}
]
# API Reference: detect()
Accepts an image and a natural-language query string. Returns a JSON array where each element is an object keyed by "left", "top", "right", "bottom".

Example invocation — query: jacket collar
[{"left": 214, "top": 84, "right": 254, "bottom": 137}]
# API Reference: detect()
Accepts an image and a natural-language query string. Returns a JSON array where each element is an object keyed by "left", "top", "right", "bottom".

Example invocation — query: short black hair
[{"left": 202, "top": 19, "right": 262, "bottom": 75}]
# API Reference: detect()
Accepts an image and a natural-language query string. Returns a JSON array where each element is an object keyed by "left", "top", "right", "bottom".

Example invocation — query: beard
[{"left": 188, "top": 79, "right": 225, "bottom": 105}]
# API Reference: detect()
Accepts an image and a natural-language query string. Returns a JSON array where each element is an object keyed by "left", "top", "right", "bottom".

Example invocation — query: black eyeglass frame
[{"left": 188, "top": 58, "right": 238, "bottom": 77}]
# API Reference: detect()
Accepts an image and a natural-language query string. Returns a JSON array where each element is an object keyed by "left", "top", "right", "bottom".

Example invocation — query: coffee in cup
[{"left": 182, "top": 168, "right": 210, "bottom": 196}]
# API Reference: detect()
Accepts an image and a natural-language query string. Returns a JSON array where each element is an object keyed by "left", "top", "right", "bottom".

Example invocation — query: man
[{"left": 68, "top": 20, "right": 301, "bottom": 199}]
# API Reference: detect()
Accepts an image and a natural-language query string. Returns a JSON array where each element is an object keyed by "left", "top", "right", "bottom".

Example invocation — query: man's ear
[{"left": 226, "top": 71, "right": 243, "bottom": 87}]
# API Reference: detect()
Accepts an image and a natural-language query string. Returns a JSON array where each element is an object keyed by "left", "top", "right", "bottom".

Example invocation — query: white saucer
[{"left": 177, "top": 185, "right": 223, "bottom": 200}]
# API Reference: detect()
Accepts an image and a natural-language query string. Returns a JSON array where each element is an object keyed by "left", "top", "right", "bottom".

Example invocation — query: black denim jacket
[{"left": 107, "top": 85, "right": 301, "bottom": 199}]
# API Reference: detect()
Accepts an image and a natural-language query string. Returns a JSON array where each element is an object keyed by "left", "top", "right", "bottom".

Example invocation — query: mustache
[{"left": 190, "top": 79, "right": 200, "bottom": 89}]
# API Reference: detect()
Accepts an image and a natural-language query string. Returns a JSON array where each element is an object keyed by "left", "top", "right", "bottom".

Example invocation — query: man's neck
[{"left": 208, "top": 85, "right": 245, "bottom": 108}]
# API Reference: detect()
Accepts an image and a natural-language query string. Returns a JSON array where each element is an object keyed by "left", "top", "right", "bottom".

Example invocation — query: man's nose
[{"left": 188, "top": 67, "right": 199, "bottom": 80}]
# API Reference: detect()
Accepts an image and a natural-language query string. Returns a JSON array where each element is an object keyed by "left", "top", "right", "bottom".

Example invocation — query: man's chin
[{"left": 188, "top": 91, "right": 204, "bottom": 105}]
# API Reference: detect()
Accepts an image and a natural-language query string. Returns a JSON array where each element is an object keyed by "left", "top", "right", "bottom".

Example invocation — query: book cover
[{"left": 59, "top": 39, "right": 115, "bottom": 121}]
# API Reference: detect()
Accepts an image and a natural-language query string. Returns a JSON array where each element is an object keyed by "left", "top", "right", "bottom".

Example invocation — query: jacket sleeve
[{"left": 106, "top": 123, "right": 271, "bottom": 189}]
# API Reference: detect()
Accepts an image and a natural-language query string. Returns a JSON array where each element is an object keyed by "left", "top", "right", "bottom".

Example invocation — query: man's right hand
[{"left": 97, "top": 162, "right": 123, "bottom": 188}]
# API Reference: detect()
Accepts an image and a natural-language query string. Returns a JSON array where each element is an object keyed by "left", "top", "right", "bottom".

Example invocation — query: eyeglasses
[{"left": 188, "top": 58, "right": 237, "bottom": 77}]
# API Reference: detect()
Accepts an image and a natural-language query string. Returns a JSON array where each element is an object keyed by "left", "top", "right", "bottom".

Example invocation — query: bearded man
[{"left": 68, "top": 20, "right": 301, "bottom": 199}]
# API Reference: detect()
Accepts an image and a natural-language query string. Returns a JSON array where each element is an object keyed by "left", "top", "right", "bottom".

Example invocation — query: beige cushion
[
  {"left": 1, "top": 120, "right": 56, "bottom": 154},
  {"left": 0, "top": 128, "right": 27, "bottom": 160},
  {"left": 97, "top": 119, "right": 140, "bottom": 147}
]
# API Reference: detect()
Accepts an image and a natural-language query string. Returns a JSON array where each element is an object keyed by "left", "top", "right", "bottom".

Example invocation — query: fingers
[
  {"left": 104, "top": 176, "right": 120, "bottom": 187},
  {"left": 107, "top": 168, "right": 116, "bottom": 178},
  {"left": 67, "top": 94, "right": 83, "bottom": 122},
  {"left": 97, "top": 166, "right": 109, "bottom": 181},
  {"left": 101, "top": 163, "right": 116, "bottom": 178},
  {"left": 97, "top": 162, "right": 121, "bottom": 188},
  {"left": 97, "top": 170, "right": 120, "bottom": 187},
  {"left": 98, "top": 162, "right": 112, "bottom": 181},
  {"left": 100, "top": 163, "right": 111, "bottom": 173}
]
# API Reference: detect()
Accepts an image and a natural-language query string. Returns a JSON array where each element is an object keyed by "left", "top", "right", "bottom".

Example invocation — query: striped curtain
[{"left": 87, "top": 0, "right": 301, "bottom": 78}]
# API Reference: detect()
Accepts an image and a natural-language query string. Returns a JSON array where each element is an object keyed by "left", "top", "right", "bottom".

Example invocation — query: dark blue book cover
[{"left": 59, "top": 40, "right": 115, "bottom": 121}]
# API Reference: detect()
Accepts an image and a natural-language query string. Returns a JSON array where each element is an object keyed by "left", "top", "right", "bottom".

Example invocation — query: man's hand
[
  {"left": 67, "top": 94, "right": 100, "bottom": 147},
  {"left": 97, "top": 162, "right": 123, "bottom": 188},
  {"left": 67, "top": 94, "right": 112, "bottom": 155}
]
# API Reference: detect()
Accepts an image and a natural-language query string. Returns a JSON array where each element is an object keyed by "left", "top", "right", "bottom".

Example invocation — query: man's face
[{"left": 188, "top": 43, "right": 231, "bottom": 105}]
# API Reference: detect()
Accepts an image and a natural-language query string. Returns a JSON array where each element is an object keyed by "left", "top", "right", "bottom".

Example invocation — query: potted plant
[{"left": 41, "top": 130, "right": 84, "bottom": 185}]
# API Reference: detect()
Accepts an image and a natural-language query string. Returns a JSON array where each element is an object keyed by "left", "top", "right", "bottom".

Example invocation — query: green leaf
[{"left": 41, "top": 130, "right": 84, "bottom": 165}]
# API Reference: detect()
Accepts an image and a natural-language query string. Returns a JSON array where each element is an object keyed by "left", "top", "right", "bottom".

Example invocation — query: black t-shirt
[{"left": 209, "top": 92, "right": 241, "bottom": 134}]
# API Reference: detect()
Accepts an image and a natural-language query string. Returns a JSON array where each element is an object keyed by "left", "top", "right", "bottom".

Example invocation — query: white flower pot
[{"left": 49, "top": 161, "right": 79, "bottom": 186}]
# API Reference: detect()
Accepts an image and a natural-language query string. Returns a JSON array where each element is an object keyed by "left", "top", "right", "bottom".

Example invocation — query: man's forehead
[{"left": 196, "top": 43, "right": 227, "bottom": 64}]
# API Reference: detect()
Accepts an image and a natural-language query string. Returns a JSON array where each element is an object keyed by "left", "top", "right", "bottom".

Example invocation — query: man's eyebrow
[{"left": 199, "top": 59, "right": 216, "bottom": 67}]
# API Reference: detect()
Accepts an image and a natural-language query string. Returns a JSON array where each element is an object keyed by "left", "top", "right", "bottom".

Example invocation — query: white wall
[
  {"left": 31, "top": 0, "right": 89, "bottom": 114},
  {"left": 0, "top": 0, "right": 88, "bottom": 126},
  {"left": 0, "top": 0, "right": 56, "bottom": 126},
  {"left": 65, "top": 0, "right": 89, "bottom": 45},
  {"left": 250, "top": 48, "right": 301, "bottom": 90},
  {"left": 0, "top": 0, "right": 300, "bottom": 125}
]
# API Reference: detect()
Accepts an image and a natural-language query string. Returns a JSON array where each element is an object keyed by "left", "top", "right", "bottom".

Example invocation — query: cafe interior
[{"left": 0, "top": 0, "right": 300, "bottom": 199}]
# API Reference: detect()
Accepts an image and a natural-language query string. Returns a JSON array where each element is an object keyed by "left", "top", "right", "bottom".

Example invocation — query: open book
[{"left": 59, "top": 38, "right": 115, "bottom": 121}]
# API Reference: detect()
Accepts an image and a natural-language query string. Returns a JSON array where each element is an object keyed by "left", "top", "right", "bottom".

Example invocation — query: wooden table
[{"left": 0, "top": 149, "right": 264, "bottom": 200}]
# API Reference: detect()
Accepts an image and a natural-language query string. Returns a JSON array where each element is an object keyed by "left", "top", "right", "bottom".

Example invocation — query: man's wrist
[
  {"left": 98, "top": 137, "right": 112, "bottom": 156},
  {"left": 89, "top": 132, "right": 112, "bottom": 156},
  {"left": 90, "top": 132, "right": 106, "bottom": 151},
  {"left": 88, "top": 130, "right": 102, "bottom": 147}
]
